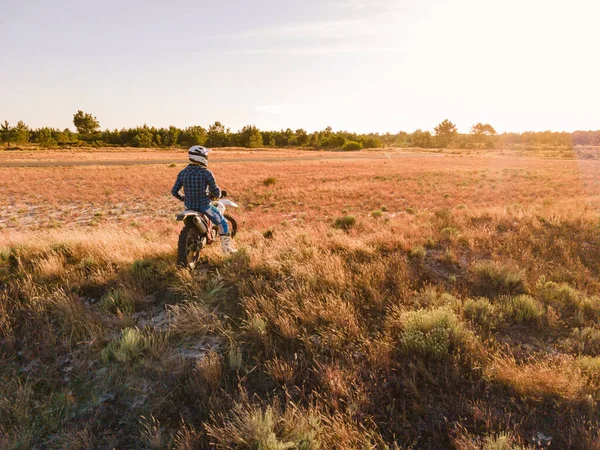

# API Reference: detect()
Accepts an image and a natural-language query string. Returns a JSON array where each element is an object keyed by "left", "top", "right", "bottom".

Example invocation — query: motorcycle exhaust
[{"left": 193, "top": 216, "right": 208, "bottom": 234}]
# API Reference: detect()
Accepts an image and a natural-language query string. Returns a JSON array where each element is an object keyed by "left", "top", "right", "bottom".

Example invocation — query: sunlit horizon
[{"left": 1, "top": 0, "right": 599, "bottom": 134}]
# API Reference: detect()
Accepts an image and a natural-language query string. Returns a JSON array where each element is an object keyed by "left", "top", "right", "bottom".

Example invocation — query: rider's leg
[{"left": 201, "top": 205, "right": 236, "bottom": 253}]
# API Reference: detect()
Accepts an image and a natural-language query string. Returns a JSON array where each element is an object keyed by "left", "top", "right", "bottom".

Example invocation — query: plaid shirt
[{"left": 171, "top": 165, "right": 221, "bottom": 210}]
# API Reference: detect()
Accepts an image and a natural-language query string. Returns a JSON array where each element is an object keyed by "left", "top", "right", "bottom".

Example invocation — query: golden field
[{"left": 2, "top": 147, "right": 600, "bottom": 449}]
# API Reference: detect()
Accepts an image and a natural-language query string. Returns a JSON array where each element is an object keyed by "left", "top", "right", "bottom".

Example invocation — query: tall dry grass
[{"left": 2, "top": 152, "right": 600, "bottom": 448}]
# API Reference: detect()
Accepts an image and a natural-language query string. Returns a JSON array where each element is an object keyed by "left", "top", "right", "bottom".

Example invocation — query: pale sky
[{"left": 1, "top": 0, "right": 598, "bottom": 133}]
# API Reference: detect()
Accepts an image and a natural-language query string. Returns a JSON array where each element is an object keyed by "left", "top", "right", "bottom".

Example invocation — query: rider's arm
[
  {"left": 206, "top": 171, "right": 221, "bottom": 199},
  {"left": 171, "top": 174, "right": 185, "bottom": 201}
]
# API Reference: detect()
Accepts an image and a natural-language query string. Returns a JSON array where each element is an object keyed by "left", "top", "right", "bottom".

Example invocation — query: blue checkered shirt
[{"left": 171, "top": 165, "right": 221, "bottom": 211}]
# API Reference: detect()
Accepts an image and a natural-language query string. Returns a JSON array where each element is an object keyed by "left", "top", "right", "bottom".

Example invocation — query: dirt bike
[{"left": 176, "top": 196, "right": 238, "bottom": 269}]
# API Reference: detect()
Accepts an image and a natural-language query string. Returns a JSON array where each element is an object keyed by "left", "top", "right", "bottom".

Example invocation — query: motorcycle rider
[{"left": 171, "top": 146, "right": 237, "bottom": 254}]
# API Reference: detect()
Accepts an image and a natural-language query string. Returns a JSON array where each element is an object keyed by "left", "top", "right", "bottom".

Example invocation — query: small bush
[
  {"left": 206, "top": 403, "right": 321, "bottom": 450},
  {"left": 371, "top": 210, "right": 383, "bottom": 218},
  {"left": 100, "top": 288, "right": 135, "bottom": 314},
  {"left": 101, "top": 327, "right": 167, "bottom": 364},
  {"left": 471, "top": 261, "right": 526, "bottom": 296},
  {"left": 390, "top": 308, "right": 471, "bottom": 360},
  {"left": 483, "top": 433, "right": 529, "bottom": 450},
  {"left": 578, "top": 356, "right": 600, "bottom": 381},
  {"left": 263, "top": 177, "right": 277, "bottom": 187},
  {"left": 334, "top": 215, "right": 356, "bottom": 231},
  {"left": 440, "top": 227, "right": 460, "bottom": 238},
  {"left": 570, "top": 327, "right": 600, "bottom": 355},
  {"left": 409, "top": 245, "right": 426, "bottom": 259},
  {"left": 463, "top": 297, "right": 500, "bottom": 330},
  {"left": 538, "top": 280, "right": 580, "bottom": 308},
  {"left": 502, "top": 295, "right": 544, "bottom": 324},
  {"left": 342, "top": 141, "right": 362, "bottom": 151},
  {"left": 537, "top": 278, "right": 600, "bottom": 322},
  {"left": 362, "top": 137, "right": 382, "bottom": 148}
]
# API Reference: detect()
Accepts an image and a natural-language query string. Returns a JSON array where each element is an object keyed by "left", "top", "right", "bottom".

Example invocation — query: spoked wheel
[{"left": 177, "top": 223, "right": 205, "bottom": 269}]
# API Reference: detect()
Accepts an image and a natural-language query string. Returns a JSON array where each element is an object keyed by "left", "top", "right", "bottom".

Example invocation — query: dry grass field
[{"left": 2, "top": 147, "right": 600, "bottom": 449}]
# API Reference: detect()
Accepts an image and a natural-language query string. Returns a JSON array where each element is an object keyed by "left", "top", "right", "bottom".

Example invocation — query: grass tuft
[
  {"left": 333, "top": 215, "right": 356, "bottom": 231},
  {"left": 463, "top": 297, "right": 500, "bottom": 330},
  {"left": 471, "top": 260, "right": 526, "bottom": 296},
  {"left": 388, "top": 307, "right": 472, "bottom": 360},
  {"left": 263, "top": 177, "right": 277, "bottom": 187},
  {"left": 501, "top": 295, "right": 544, "bottom": 324}
]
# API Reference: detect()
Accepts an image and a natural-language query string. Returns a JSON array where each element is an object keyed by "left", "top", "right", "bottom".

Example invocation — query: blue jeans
[{"left": 201, "top": 204, "right": 229, "bottom": 235}]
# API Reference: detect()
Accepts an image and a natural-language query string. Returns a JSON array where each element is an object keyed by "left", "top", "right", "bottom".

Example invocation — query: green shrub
[
  {"left": 409, "top": 245, "right": 426, "bottom": 259},
  {"left": 538, "top": 280, "right": 580, "bottom": 308},
  {"left": 482, "top": 433, "right": 529, "bottom": 450},
  {"left": 362, "top": 136, "right": 382, "bottom": 149},
  {"left": 580, "top": 296, "right": 600, "bottom": 321},
  {"left": 440, "top": 227, "right": 459, "bottom": 238},
  {"left": 334, "top": 215, "right": 356, "bottom": 231},
  {"left": 206, "top": 403, "right": 321, "bottom": 450},
  {"left": 578, "top": 356, "right": 600, "bottom": 381},
  {"left": 537, "top": 279, "right": 600, "bottom": 322},
  {"left": 263, "top": 177, "right": 276, "bottom": 187},
  {"left": 341, "top": 141, "right": 362, "bottom": 151},
  {"left": 463, "top": 297, "right": 500, "bottom": 330},
  {"left": 101, "top": 327, "right": 167, "bottom": 364},
  {"left": 471, "top": 261, "right": 526, "bottom": 296},
  {"left": 100, "top": 288, "right": 135, "bottom": 314},
  {"left": 502, "top": 295, "right": 544, "bottom": 324},
  {"left": 570, "top": 327, "right": 600, "bottom": 355},
  {"left": 371, "top": 210, "right": 383, "bottom": 218},
  {"left": 395, "top": 308, "right": 470, "bottom": 360}
]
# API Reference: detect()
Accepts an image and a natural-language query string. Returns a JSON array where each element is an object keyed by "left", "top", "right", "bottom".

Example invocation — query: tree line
[{"left": 1, "top": 111, "right": 599, "bottom": 150}]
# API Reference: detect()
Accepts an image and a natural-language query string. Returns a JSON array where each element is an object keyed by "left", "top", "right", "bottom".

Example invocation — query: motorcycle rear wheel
[{"left": 177, "top": 223, "right": 205, "bottom": 269}]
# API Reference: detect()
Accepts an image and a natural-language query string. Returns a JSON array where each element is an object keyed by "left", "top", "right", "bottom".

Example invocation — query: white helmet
[{"left": 188, "top": 145, "right": 212, "bottom": 166}]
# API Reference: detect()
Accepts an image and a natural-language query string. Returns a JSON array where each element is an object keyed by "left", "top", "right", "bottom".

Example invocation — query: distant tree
[
  {"left": 57, "top": 128, "right": 75, "bottom": 145},
  {"left": 470, "top": 123, "right": 497, "bottom": 149},
  {"left": 131, "top": 126, "right": 153, "bottom": 148},
  {"left": 35, "top": 127, "right": 58, "bottom": 147},
  {"left": 73, "top": 110, "right": 100, "bottom": 135},
  {"left": 179, "top": 126, "right": 207, "bottom": 147},
  {"left": 295, "top": 129, "right": 308, "bottom": 146},
  {"left": 362, "top": 136, "right": 382, "bottom": 149},
  {"left": 394, "top": 131, "right": 410, "bottom": 147},
  {"left": 411, "top": 129, "right": 433, "bottom": 148},
  {"left": 1, "top": 121, "right": 12, "bottom": 148},
  {"left": 260, "top": 130, "right": 275, "bottom": 147},
  {"left": 163, "top": 126, "right": 181, "bottom": 147},
  {"left": 206, "top": 121, "right": 230, "bottom": 147},
  {"left": 237, "top": 125, "right": 263, "bottom": 148},
  {"left": 434, "top": 119, "right": 458, "bottom": 148},
  {"left": 13, "top": 121, "right": 31, "bottom": 144},
  {"left": 321, "top": 134, "right": 346, "bottom": 149}
]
